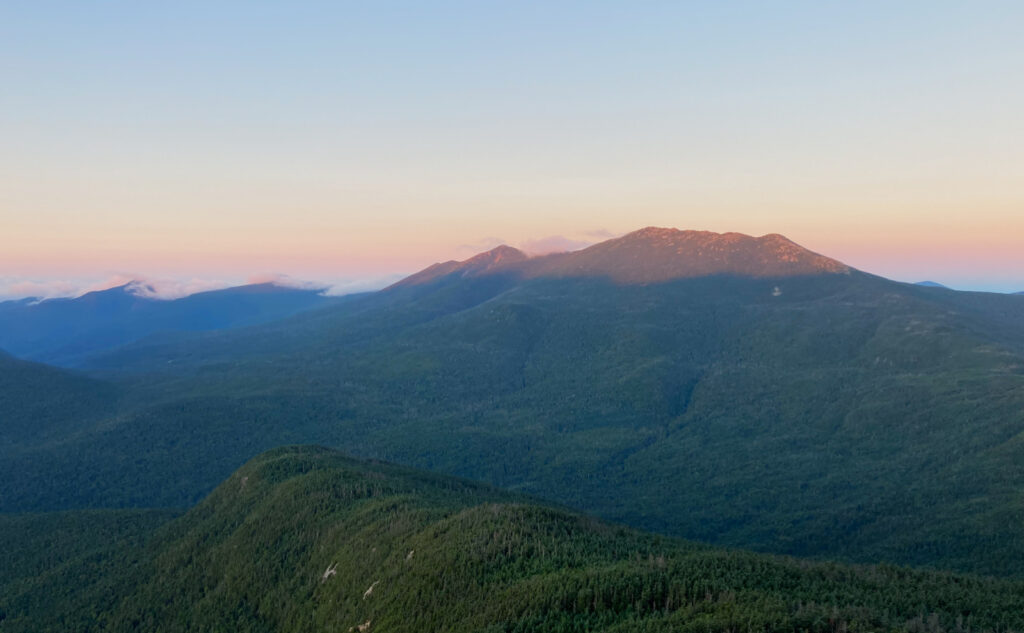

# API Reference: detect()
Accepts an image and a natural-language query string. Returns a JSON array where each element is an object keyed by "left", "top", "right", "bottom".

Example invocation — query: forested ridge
[{"left": 2, "top": 447, "right": 1023, "bottom": 633}]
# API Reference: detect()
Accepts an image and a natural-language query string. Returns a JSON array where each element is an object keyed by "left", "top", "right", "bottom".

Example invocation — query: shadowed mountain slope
[
  {"left": 2, "top": 447, "right": 1023, "bottom": 633},
  {"left": 0, "top": 351, "right": 119, "bottom": 449}
]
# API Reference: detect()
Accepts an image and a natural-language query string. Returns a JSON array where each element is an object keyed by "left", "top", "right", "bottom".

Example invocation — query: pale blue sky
[{"left": 2, "top": 1, "right": 1023, "bottom": 295}]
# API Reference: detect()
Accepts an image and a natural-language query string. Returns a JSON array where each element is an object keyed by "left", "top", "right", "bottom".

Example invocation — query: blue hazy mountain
[
  {"left": 0, "top": 281, "right": 338, "bottom": 365},
  {"left": 914, "top": 280, "right": 949, "bottom": 288}
]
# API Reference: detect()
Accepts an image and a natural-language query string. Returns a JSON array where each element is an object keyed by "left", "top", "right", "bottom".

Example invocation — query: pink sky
[{"left": 3, "top": 217, "right": 1023, "bottom": 300}]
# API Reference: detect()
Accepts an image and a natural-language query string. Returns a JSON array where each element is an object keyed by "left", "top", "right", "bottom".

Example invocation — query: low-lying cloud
[
  {"left": 320, "top": 274, "right": 408, "bottom": 296},
  {"left": 456, "top": 237, "right": 508, "bottom": 256},
  {"left": 0, "top": 275, "right": 238, "bottom": 301},
  {"left": 2, "top": 279, "right": 83, "bottom": 301},
  {"left": 246, "top": 273, "right": 328, "bottom": 291},
  {"left": 0, "top": 272, "right": 406, "bottom": 303},
  {"left": 454, "top": 229, "right": 621, "bottom": 259},
  {"left": 124, "top": 277, "right": 238, "bottom": 299},
  {"left": 519, "top": 235, "right": 594, "bottom": 256}
]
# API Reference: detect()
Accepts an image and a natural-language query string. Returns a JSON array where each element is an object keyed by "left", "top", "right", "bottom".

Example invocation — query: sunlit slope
[{"left": 3, "top": 446, "right": 1023, "bottom": 632}]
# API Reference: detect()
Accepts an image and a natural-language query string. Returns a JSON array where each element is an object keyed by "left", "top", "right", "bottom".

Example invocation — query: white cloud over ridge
[
  {"left": 518, "top": 235, "right": 594, "bottom": 256},
  {"left": 1, "top": 279, "right": 82, "bottom": 301},
  {"left": 0, "top": 273, "right": 404, "bottom": 303},
  {"left": 453, "top": 229, "right": 621, "bottom": 259},
  {"left": 246, "top": 273, "right": 329, "bottom": 291}
]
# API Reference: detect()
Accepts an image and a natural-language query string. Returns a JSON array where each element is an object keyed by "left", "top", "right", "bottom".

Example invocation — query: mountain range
[{"left": 3, "top": 226, "right": 1024, "bottom": 582}]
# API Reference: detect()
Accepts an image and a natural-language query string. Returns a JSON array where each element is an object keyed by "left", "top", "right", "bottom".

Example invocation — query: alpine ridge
[
  {"left": 390, "top": 244, "right": 529, "bottom": 287},
  {"left": 520, "top": 227, "right": 850, "bottom": 282},
  {"left": 393, "top": 227, "right": 850, "bottom": 288}
]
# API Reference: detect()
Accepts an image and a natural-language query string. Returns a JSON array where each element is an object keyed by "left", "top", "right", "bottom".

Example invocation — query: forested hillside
[
  {"left": 2, "top": 447, "right": 1022, "bottom": 633},
  {"left": 0, "top": 351, "right": 119, "bottom": 448},
  {"left": 4, "top": 229, "right": 1024, "bottom": 576}
]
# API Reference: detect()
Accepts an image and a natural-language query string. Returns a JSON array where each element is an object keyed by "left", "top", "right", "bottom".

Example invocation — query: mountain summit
[
  {"left": 392, "top": 245, "right": 529, "bottom": 287},
  {"left": 524, "top": 227, "right": 850, "bottom": 282},
  {"left": 397, "top": 227, "right": 850, "bottom": 287}
]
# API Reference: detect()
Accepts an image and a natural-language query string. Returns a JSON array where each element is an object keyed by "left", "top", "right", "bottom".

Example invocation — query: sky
[{"left": 2, "top": 1, "right": 1023, "bottom": 298}]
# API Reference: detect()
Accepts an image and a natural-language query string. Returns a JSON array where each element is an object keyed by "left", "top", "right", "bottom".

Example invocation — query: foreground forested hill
[
  {"left": 2, "top": 446, "right": 1023, "bottom": 633},
  {"left": 4, "top": 228, "right": 1024, "bottom": 576}
]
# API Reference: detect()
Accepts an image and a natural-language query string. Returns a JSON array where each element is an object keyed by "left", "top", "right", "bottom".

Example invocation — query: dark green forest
[{"left": 3, "top": 447, "right": 1023, "bottom": 633}]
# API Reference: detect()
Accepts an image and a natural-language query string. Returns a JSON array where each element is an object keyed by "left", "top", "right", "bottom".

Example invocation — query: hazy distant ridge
[{"left": 0, "top": 281, "right": 336, "bottom": 365}]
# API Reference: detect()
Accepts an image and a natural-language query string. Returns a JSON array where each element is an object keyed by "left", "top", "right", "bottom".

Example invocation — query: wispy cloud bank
[
  {"left": 453, "top": 229, "right": 621, "bottom": 259},
  {"left": 1, "top": 279, "right": 83, "bottom": 301},
  {"left": 456, "top": 237, "right": 508, "bottom": 256},
  {"left": 246, "top": 273, "right": 404, "bottom": 295},
  {"left": 320, "top": 274, "right": 407, "bottom": 296},
  {"left": 123, "top": 277, "right": 237, "bottom": 299},
  {"left": 0, "top": 272, "right": 404, "bottom": 303},
  {"left": 0, "top": 275, "right": 238, "bottom": 301},
  {"left": 246, "top": 273, "right": 327, "bottom": 291},
  {"left": 519, "top": 235, "right": 593, "bottom": 256}
]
